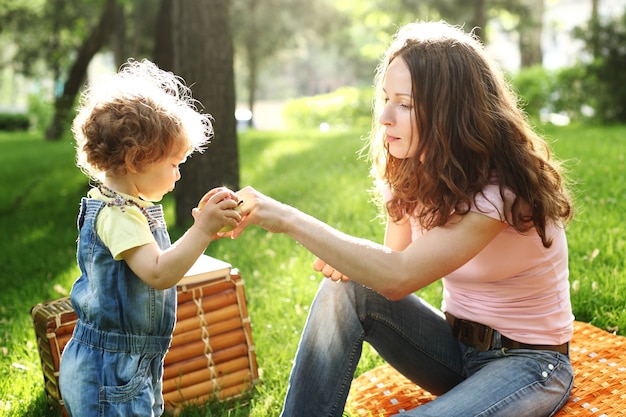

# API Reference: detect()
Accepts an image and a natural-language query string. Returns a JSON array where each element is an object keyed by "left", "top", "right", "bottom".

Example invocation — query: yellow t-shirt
[{"left": 88, "top": 188, "right": 156, "bottom": 260}]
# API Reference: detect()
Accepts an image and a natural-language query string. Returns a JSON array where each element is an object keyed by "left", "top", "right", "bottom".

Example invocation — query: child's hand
[
  {"left": 196, "top": 187, "right": 238, "bottom": 210},
  {"left": 192, "top": 187, "right": 242, "bottom": 238},
  {"left": 313, "top": 257, "right": 350, "bottom": 282}
]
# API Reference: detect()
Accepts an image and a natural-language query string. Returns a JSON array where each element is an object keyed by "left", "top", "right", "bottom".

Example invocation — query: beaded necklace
[{"left": 97, "top": 184, "right": 158, "bottom": 226}]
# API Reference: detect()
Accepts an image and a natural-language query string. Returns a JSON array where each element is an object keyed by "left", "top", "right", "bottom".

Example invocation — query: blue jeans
[
  {"left": 60, "top": 322, "right": 171, "bottom": 417},
  {"left": 280, "top": 280, "right": 573, "bottom": 417}
]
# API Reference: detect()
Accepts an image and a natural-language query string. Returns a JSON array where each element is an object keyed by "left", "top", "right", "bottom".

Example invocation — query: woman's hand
[
  {"left": 230, "top": 186, "right": 292, "bottom": 237},
  {"left": 313, "top": 257, "right": 350, "bottom": 282}
]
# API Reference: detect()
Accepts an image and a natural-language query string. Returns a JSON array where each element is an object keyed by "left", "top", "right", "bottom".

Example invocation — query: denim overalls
[{"left": 59, "top": 198, "right": 177, "bottom": 417}]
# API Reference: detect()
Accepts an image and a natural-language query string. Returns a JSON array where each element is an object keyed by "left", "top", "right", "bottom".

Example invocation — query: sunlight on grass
[
  {"left": 1, "top": 124, "right": 625, "bottom": 416},
  {"left": 545, "top": 124, "right": 626, "bottom": 329}
]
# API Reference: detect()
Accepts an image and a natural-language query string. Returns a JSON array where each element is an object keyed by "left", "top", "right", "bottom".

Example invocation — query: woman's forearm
[{"left": 276, "top": 204, "right": 424, "bottom": 299}]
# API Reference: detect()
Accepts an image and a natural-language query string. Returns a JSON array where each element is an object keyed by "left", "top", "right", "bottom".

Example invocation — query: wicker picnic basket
[
  {"left": 346, "top": 321, "right": 626, "bottom": 416},
  {"left": 163, "top": 270, "right": 259, "bottom": 408},
  {"left": 31, "top": 270, "right": 259, "bottom": 416},
  {"left": 30, "top": 298, "right": 77, "bottom": 416}
]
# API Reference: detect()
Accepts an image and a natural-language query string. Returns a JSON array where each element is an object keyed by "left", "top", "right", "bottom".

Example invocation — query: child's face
[
  {"left": 379, "top": 57, "right": 419, "bottom": 160},
  {"left": 133, "top": 148, "right": 188, "bottom": 202}
]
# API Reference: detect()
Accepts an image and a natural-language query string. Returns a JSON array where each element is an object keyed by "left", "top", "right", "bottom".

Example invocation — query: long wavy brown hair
[{"left": 367, "top": 21, "right": 573, "bottom": 247}]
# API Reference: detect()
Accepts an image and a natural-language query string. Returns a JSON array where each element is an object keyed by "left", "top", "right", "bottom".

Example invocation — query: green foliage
[
  {"left": 573, "top": 11, "right": 626, "bottom": 123},
  {"left": 26, "top": 93, "right": 53, "bottom": 133},
  {"left": 510, "top": 64, "right": 602, "bottom": 124},
  {"left": 0, "top": 112, "right": 29, "bottom": 130},
  {"left": 1, "top": 124, "right": 626, "bottom": 416},
  {"left": 549, "top": 64, "right": 595, "bottom": 121},
  {"left": 0, "top": 0, "right": 90, "bottom": 77},
  {"left": 509, "top": 65, "right": 554, "bottom": 120},
  {"left": 282, "top": 87, "right": 373, "bottom": 130}
]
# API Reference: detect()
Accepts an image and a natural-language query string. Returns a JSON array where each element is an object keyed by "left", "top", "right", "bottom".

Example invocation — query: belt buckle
[{"left": 454, "top": 319, "right": 494, "bottom": 352}]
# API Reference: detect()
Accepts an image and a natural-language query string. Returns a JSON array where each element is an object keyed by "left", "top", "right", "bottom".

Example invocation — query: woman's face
[{"left": 379, "top": 57, "right": 419, "bottom": 160}]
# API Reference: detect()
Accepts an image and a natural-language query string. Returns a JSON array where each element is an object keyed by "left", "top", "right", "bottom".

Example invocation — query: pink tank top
[{"left": 389, "top": 183, "right": 574, "bottom": 345}]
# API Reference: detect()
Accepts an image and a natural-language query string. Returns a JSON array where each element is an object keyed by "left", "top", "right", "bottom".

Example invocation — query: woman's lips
[{"left": 386, "top": 134, "right": 400, "bottom": 143}]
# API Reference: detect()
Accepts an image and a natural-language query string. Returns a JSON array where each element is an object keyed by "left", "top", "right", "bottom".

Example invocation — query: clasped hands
[{"left": 196, "top": 186, "right": 350, "bottom": 282}]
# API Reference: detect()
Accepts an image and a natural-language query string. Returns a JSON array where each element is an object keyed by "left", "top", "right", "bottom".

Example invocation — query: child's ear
[{"left": 125, "top": 159, "right": 139, "bottom": 174}]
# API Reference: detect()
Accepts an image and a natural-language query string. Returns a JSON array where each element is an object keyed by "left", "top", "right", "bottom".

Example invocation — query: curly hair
[
  {"left": 73, "top": 59, "right": 212, "bottom": 182},
  {"left": 367, "top": 21, "right": 573, "bottom": 247}
]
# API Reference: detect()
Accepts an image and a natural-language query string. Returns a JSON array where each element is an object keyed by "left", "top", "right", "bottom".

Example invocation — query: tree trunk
[
  {"left": 171, "top": 0, "right": 239, "bottom": 227},
  {"left": 470, "top": 0, "right": 487, "bottom": 42},
  {"left": 590, "top": 0, "right": 600, "bottom": 58},
  {"left": 518, "top": 0, "right": 544, "bottom": 68},
  {"left": 244, "top": 0, "right": 259, "bottom": 129},
  {"left": 153, "top": 0, "right": 174, "bottom": 71},
  {"left": 110, "top": 2, "right": 126, "bottom": 67},
  {"left": 45, "top": 0, "right": 119, "bottom": 141}
]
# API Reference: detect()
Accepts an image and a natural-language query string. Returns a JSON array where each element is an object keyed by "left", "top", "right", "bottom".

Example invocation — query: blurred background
[
  {"left": 1, "top": 0, "right": 625, "bottom": 221},
  {"left": 1, "top": 0, "right": 625, "bottom": 131}
]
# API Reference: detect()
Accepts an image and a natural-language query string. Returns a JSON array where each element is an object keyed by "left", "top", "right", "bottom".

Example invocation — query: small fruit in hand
[
  {"left": 219, "top": 202, "right": 243, "bottom": 233},
  {"left": 196, "top": 191, "right": 242, "bottom": 233},
  {"left": 197, "top": 188, "right": 227, "bottom": 210}
]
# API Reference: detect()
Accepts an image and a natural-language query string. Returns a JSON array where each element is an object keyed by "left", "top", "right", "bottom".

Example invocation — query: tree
[
  {"left": 0, "top": 0, "right": 116, "bottom": 137},
  {"left": 45, "top": 0, "right": 120, "bottom": 140},
  {"left": 0, "top": 0, "right": 90, "bottom": 77},
  {"left": 153, "top": 0, "right": 174, "bottom": 71},
  {"left": 589, "top": 0, "right": 600, "bottom": 57},
  {"left": 516, "top": 0, "right": 544, "bottom": 67},
  {"left": 1, "top": 0, "right": 163, "bottom": 140},
  {"left": 427, "top": 0, "right": 489, "bottom": 41},
  {"left": 110, "top": 0, "right": 160, "bottom": 68},
  {"left": 170, "top": 0, "right": 239, "bottom": 227},
  {"left": 231, "top": 0, "right": 349, "bottom": 127},
  {"left": 492, "top": 0, "right": 544, "bottom": 68},
  {"left": 467, "top": 0, "right": 488, "bottom": 40},
  {"left": 574, "top": 8, "right": 626, "bottom": 122}
]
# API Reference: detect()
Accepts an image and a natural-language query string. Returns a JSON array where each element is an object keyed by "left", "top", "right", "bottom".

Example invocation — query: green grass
[
  {"left": 0, "top": 124, "right": 624, "bottom": 416},
  {"left": 539, "top": 124, "right": 626, "bottom": 332}
]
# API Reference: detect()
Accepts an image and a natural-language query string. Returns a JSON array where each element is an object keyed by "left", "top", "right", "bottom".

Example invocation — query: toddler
[{"left": 59, "top": 59, "right": 242, "bottom": 416}]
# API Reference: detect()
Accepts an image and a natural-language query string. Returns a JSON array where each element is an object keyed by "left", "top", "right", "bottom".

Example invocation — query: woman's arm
[
  {"left": 234, "top": 186, "right": 506, "bottom": 299},
  {"left": 312, "top": 211, "right": 413, "bottom": 281}
]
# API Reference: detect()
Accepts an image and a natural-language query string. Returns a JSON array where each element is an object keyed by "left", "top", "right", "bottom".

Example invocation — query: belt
[{"left": 444, "top": 312, "right": 569, "bottom": 355}]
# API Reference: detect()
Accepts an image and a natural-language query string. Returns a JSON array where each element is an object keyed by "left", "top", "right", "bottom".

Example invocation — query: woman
[{"left": 235, "top": 20, "right": 574, "bottom": 417}]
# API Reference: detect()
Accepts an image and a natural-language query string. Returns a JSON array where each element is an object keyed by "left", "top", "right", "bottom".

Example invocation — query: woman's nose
[{"left": 379, "top": 105, "right": 393, "bottom": 126}]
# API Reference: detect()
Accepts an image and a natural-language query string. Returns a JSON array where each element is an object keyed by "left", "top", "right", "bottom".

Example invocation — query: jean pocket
[
  {"left": 99, "top": 353, "right": 158, "bottom": 406},
  {"left": 504, "top": 348, "right": 573, "bottom": 383}
]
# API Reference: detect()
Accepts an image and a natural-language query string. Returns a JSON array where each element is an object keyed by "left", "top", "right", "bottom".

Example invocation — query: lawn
[{"left": 0, "top": 123, "right": 624, "bottom": 416}]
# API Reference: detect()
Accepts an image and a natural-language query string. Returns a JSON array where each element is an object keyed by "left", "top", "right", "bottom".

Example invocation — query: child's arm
[{"left": 121, "top": 188, "right": 241, "bottom": 290}]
